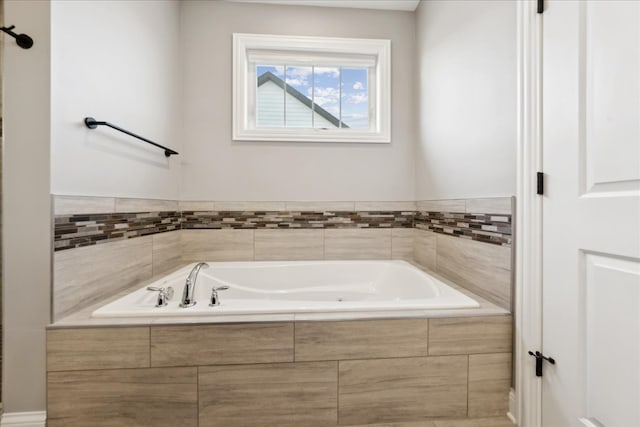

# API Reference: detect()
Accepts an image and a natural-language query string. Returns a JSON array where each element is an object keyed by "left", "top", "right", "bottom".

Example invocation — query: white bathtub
[{"left": 91, "top": 260, "right": 479, "bottom": 318}]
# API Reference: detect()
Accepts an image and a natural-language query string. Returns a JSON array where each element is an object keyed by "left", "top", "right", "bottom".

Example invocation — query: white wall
[
  {"left": 180, "top": 1, "right": 416, "bottom": 202},
  {"left": 2, "top": 0, "right": 51, "bottom": 414},
  {"left": 51, "top": 0, "right": 182, "bottom": 200},
  {"left": 414, "top": 0, "right": 516, "bottom": 200}
]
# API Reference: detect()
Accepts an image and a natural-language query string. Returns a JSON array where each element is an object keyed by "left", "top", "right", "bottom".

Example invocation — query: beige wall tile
[
  {"left": 179, "top": 200, "right": 215, "bottom": 211},
  {"left": 150, "top": 323, "right": 293, "bottom": 366},
  {"left": 115, "top": 197, "right": 179, "bottom": 212},
  {"left": 254, "top": 229, "right": 324, "bottom": 261},
  {"left": 152, "top": 230, "right": 182, "bottom": 275},
  {"left": 212, "top": 201, "right": 286, "bottom": 211},
  {"left": 325, "top": 229, "right": 392, "bottom": 260},
  {"left": 428, "top": 316, "right": 512, "bottom": 355},
  {"left": 151, "top": 314, "right": 295, "bottom": 325},
  {"left": 414, "top": 229, "right": 437, "bottom": 270},
  {"left": 285, "top": 201, "right": 355, "bottom": 211},
  {"left": 435, "top": 235, "right": 511, "bottom": 310},
  {"left": 343, "top": 421, "right": 436, "bottom": 427},
  {"left": 465, "top": 197, "right": 513, "bottom": 215},
  {"left": 47, "top": 327, "right": 150, "bottom": 372},
  {"left": 434, "top": 417, "right": 514, "bottom": 427},
  {"left": 199, "top": 362, "right": 337, "bottom": 427},
  {"left": 295, "top": 319, "right": 428, "bottom": 361},
  {"left": 392, "top": 228, "right": 415, "bottom": 238},
  {"left": 47, "top": 367, "right": 198, "bottom": 427},
  {"left": 392, "top": 228, "right": 414, "bottom": 260},
  {"left": 416, "top": 200, "right": 466, "bottom": 213},
  {"left": 295, "top": 310, "right": 430, "bottom": 322},
  {"left": 468, "top": 353, "right": 512, "bottom": 417},
  {"left": 53, "top": 195, "right": 115, "bottom": 215},
  {"left": 339, "top": 356, "right": 468, "bottom": 425},
  {"left": 54, "top": 236, "right": 153, "bottom": 320},
  {"left": 180, "top": 229, "right": 254, "bottom": 262},
  {"left": 355, "top": 201, "right": 416, "bottom": 211}
]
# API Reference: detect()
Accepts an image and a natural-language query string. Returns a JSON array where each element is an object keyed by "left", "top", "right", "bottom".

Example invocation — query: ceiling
[{"left": 224, "top": 0, "right": 421, "bottom": 12}]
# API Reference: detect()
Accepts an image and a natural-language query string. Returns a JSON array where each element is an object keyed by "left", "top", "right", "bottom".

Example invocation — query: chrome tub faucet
[{"left": 180, "top": 262, "right": 209, "bottom": 307}]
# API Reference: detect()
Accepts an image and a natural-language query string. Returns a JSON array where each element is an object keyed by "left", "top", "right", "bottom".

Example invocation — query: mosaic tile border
[
  {"left": 54, "top": 210, "right": 416, "bottom": 251},
  {"left": 181, "top": 211, "right": 415, "bottom": 230},
  {"left": 414, "top": 211, "right": 512, "bottom": 246},
  {"left": 54, "top": 211, "right": 181, "bottom": 251},
  {"left": 53, "top": 208, "right": 512, "bottom": 251}
]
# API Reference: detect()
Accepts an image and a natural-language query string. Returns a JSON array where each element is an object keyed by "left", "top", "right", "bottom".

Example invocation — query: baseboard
[
  {"left": 0, "top": 412, "right": 46, "bottom": 427},
  {"left": 507, "top": 388, "right": 518, "bottom": 425}
]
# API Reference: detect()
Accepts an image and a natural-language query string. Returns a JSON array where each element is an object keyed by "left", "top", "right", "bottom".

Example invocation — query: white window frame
[{"left": 233, "top": 33, "right": 391, "bottom": 143}]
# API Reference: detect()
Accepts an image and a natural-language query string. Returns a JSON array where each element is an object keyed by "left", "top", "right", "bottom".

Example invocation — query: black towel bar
[
  {"left": 84, "top": 117, "right": 178, "bottom": 157},
  {"left": 0, "top": 25, "right": 33, "bottom": 49}
]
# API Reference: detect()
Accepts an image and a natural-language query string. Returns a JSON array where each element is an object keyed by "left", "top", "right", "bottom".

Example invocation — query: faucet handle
[
  {"left": 209, "top": 286, "right": 229, "bottom": 307},
  {"left": 147, "top": 286, "right": 174, "bottom": 307},
  {"left": 147, "top": 286, "right": 175, "bottom": 300}
]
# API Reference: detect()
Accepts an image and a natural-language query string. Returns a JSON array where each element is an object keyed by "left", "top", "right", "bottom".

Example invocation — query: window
[{"left": 233, "top": 33, "right": 390, "bottom": 143}]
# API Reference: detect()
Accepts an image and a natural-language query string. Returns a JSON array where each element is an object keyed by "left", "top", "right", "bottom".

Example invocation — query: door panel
[
  {"left": 542, "top": 1, "right": 640, "bottom": 427},
  {"left": 583, "top": 1, "right": 640, "bottom": 193},
  {"left": 583, "top": 254, "right": 639, "bottom": 427}
]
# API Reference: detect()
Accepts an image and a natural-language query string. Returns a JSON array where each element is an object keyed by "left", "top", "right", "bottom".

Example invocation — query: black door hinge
[
  {"left": 528, "top": 350, "right": 555, "bottom": 377},
  {"left": 537, "top": 0, "right": 544, "bottom": 14},
  {"left": 537, "top": 172, "right": 544, "bottom": 195}
]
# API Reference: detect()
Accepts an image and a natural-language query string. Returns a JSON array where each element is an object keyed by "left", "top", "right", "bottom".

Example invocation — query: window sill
[{"left": 232, "top": 128, "right": 391, "bottom": 144}]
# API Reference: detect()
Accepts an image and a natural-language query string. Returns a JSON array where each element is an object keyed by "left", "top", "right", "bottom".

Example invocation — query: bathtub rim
[{"left": 49, "top": 260, "right": 509, "bottom": 329}]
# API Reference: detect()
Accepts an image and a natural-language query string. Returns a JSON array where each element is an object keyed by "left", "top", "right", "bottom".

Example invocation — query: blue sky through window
[
  {"left": 341, "top": 68, "right": 369, "bottom": 129},
  {"left": 257, "top": 65, "right": 368, "bottom": 129}
]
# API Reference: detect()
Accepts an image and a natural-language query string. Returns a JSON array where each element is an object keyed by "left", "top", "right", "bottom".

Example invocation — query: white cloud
[
  {"left": 315, "top": 67, "right": 340, "bottom": 78},
  {"left": 280, "top": 67, "right": 341, "bottom": 88},
  {"left": 314, "top": 87, "right": 339, "bottom": 98},
  {"left": 314, "top": 87, "right": 340, "bottom": 107},
  {"left": 353, "top": 81, "right": 364, "bottom": 90},
  {"left": 347, "top": 92, "right": 368, "bottom": 104},
  {"left": 285, "top": 67, "right": 312, "bottom": 87},
  {"left": 285, "top": 78, "right": 306, "bottom": 87}
]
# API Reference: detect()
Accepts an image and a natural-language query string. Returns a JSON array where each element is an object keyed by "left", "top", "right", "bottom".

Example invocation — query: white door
[{"left": 542, "top": 1, "right": 640, "bottom": 427}]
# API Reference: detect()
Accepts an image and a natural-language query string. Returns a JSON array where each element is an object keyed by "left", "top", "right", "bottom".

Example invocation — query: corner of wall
[{"left": 3, "top": 0, "right": 52, "bottom": 414}]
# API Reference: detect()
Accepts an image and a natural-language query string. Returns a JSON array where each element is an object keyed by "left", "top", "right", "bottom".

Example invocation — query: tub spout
[{"left": 180, "top": 262, "right": 209, "bottom": 307}]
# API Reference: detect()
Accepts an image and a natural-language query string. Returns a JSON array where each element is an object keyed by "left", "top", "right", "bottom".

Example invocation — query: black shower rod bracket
[
  {"left": 84, "top": 117, "right": 179, "bottom": 157},
  {"left": 1, "top": 25, "right": 34, "bottom": 49}
]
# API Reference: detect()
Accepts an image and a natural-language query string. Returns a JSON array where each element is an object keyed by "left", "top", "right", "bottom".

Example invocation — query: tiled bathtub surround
[
  {"left": 47, "top": 316, "right": 512, "bottom": 426},
  {"left": 180, "top": 228, "right": 406, "bottom": 262},
  {"left": 55, "top": 207, "right": 514, "bottom": 256},
  {"left": 413, "top": 198, "right": 514, "bottom": 311},
  {"left": 52, "top": 198, "right": 512, "bottom": 251},
  {"left": 54, "top": 211, "right": 180, "bottom": 251},
  {"left": 54, "top": 195, "right": 179, "bottom": 215},
  {"left": 53, "top": 197, "right": 416, "bottom": 251},
  {"left": 54, "top": 232, "right": 181, "bottom": 320},
  {"left": 415, "top": 197, "right": 513, "bottom": 247},
  {"left": 181, "top": 210, "right": 415, "bottom": 230},
  {"left": 414, "top": 211, "right": 511, "bottom": 246},
  {"left": 53, "top": 196, "right": 181, "bottom": 251},
  {"left": 52, "top": 196, "right": 513, "bottom": 318}
]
